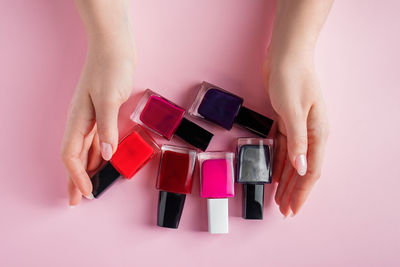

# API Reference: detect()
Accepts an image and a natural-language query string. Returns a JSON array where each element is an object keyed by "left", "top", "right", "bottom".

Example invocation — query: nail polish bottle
[
  {"left": 156, "top": 145, "right": 197, "bottom": 229},
  {"left": 188, "top": 81, "right": 274, "bottom": 137},
  {"left": 90, "top": 125, "right": 160, "bottom": 198},
  {"left": 198, "top": 152, "right": 235, "bottom": 234},
  {"left": 131, "top": 89, "right": 214, "bottom": 151},
  {"left": 236, "top": 138, "right": 273, "bottom": 219}
]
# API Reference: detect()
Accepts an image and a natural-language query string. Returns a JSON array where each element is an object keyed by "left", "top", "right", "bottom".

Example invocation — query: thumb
[
  {"left": 283, "top": 113, "right": 308, "bottom": 176},
  {"left": 94, "top": 99, "right": 121, "bottom": 161}
]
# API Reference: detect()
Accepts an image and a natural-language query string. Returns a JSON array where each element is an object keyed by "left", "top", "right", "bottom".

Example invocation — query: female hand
[
  {"left": 263, "top": 0, "right": 333, "bottom": 217},
  {"left": 61, "top": 0, "right": 135, "bottom": 206},
  {"left": 263, "top": 49, "right": 329, "bottom": 217},
  {"left": 61, "top": 36, "right": 135, "bottom": 206}
]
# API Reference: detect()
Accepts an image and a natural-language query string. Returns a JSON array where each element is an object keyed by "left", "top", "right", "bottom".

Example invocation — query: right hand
[
  {"left": 264, "top": 47, "right": 329, "bottom": 217},
  {"left": 61, "top": 37, "right": 135, "bottom": 206}
]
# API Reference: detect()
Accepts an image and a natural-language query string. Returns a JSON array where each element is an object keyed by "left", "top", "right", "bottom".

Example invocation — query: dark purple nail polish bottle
[{"left": 188, "top": 81, "right": 274, "bottom": 137}]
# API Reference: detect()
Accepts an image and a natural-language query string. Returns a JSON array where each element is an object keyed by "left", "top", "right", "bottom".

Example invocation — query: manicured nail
[
  {"left": 290, "top": 211, "right": 295, "bottom": 217},
  {"left": 283, "top": 212, "right": 290, "bottom": 219},
  {"left": 69, "top": 205, "right": 76, "bottom": 209},
  {"left": 84, "top": 193, "right": 94, "bottom": 200},
  {"left": 295, "top": 154, "right": 307, "bottom": 176},
  {"left": 101, "top": 142, "right": 112, "bottom": 161}
]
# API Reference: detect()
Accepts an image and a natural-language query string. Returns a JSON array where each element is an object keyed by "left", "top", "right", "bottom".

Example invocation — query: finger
[
  {"left": 289, "top": 138, "right": 326, "bottom": 215},
  {"left": 275, "top": 156, "right": 295, "bottom": 205},
  {"left": 290, "top": 105, "right": 329, "bottom": 215},
  {"left": 283, "top": 109, "right": 308, "bottom": 176},
  {"left": 64, "top": 157, "right": 93, "bottom": 198},
  {"left": 61, "top": 92, "right": 95, "bottom": 198},
  {"left": 267, "top": 119, "right": 278, "bottom": 139},
  {"left": 93, "top": 97, "right": 121, "bottom": 161},
  {"left": 279, "top": 173, "right": 299, "bottom": 217},
  {"left": 272, "top": 132, "right": 287, "bottom": 183},
  {"left": 68, "top": 177, "right": 82, "bottom": 207},
  {"left": 87, "top": 131, "right": 103, "bottom": 172},
  {"left": 80, "top": 126, "right": 96, "bottom": 168},
  {"left": 69, "top": 122, "right": 95, "bottom": 200}
]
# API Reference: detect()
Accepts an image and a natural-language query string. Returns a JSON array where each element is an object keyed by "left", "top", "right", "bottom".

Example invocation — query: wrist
[
  {"left": 86, "top": 27, "right": 136, "bottom": 65},
  {"left": 266, "top": 40, "right": 315, "bottom": 75},
  {"left": 75, "top": 0, "right": 134, "bottom": 58},
  {"left": 88, "top": 31, "right": 134, "bottom": 52}
]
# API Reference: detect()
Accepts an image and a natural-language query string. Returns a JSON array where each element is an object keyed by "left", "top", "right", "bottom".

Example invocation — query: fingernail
[
  {"left": 69, "top": 205, "right": 76, "bottom": 209},
  {"left": 295, "top": 154, "right": 307, "bottom": 176},
  {"left": 290, "top": 210, "right": 295, "bottom": 217},
  {"left": 84, "top": 193, "right": 94, "bottom": 200},
  {"left": 101, "top": 142, "right": 113, "bottom": 161},
  {"left": 283, "top": 211, "right": 290, "bottom": 219}
]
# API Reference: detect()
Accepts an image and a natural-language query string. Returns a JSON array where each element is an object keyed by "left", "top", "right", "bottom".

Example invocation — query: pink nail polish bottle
[{"left": 198, "top": 152, "right": 235, "bottom": 234}]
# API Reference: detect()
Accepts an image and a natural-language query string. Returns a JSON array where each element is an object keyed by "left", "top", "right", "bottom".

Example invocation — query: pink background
[{"left": 1, "top": 0, "right": 399, "bottom": 266}]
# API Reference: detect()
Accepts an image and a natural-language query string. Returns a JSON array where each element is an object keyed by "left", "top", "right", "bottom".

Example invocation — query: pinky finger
[{"left": 68, "top": 177, "right": 82, "bottom": 207}]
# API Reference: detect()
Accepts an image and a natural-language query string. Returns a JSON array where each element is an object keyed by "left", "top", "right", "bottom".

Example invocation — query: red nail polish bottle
[
  {"left": 91, "top": 125, "right": 160, "bottom": 198},
  {"left": 156, "top": 145, "right": 197, "bottom": 228}
]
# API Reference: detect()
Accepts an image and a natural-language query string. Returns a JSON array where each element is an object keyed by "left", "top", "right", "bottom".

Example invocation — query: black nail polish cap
[
  {"left": 235, "top": 106, "right": 274, "bottom": 138},
  {"left": 157, "top": 191, "right": 186, "bottom": 228},
  {"left": 242, "top": 184, "right": 264, "bottom": 220},
  {"left": 175, "top": 118, "right": 213, "bottom": 151},
  {"left": 91, "top": 162, "right": 121, "bottom": 198}
]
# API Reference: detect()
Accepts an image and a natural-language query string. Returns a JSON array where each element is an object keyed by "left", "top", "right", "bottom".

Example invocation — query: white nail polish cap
[{"left": 207, "top": 198, "right": 229, "bottom": 234}]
